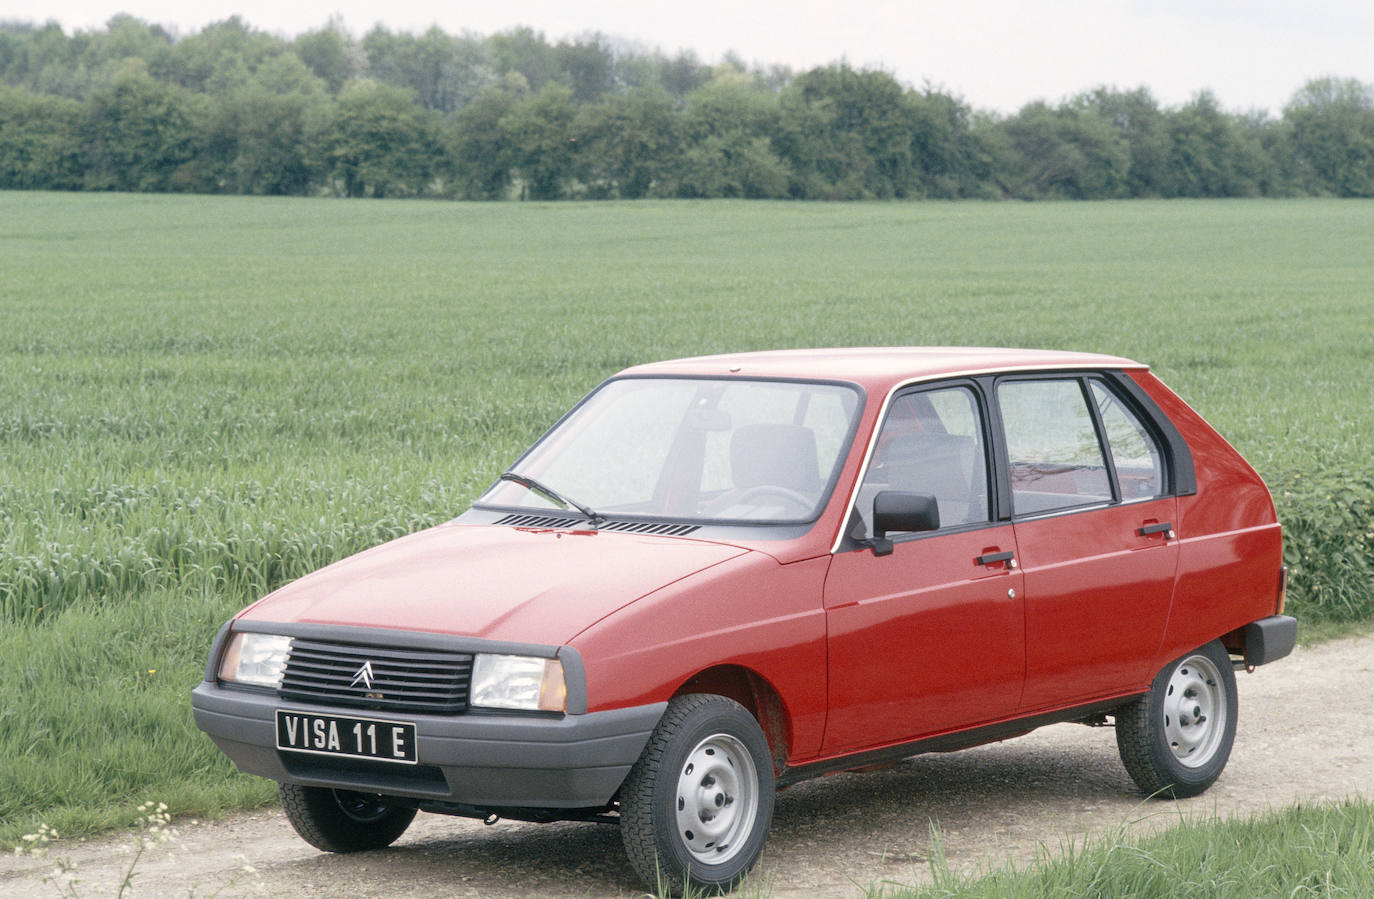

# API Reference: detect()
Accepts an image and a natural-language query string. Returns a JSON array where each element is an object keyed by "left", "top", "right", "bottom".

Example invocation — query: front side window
[
  {"left": 998, "top": 379, "right": 1112, "bottom": 516},
  {"left": 852, "top": 385, "right": 991, "bottom": 536},
  {"left": 477, "top": 377, "right": 862, "bottom": 524}
]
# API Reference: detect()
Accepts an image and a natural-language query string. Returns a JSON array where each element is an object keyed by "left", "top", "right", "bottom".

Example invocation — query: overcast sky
[{"left": 13, "top": 0, "right": 1374, "bottom": 114}]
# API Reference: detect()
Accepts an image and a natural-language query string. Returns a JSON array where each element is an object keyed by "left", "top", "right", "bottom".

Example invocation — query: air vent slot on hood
[{"left": 494, "top": 513, "right": 700, "bottom": 537}]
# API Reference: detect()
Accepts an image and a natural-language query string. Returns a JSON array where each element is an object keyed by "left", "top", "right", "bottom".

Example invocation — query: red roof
[{"left": 621, "top": 347, "right": 1145, "bottom": 391}]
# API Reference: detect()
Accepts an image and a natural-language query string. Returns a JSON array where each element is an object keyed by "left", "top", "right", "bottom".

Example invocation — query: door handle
[
  {"left": 976, "top": 551, "right": 1016, "bottom": 567},
  {"left": 1137, "top": 522, "right": 1174, "bottom": 538}
]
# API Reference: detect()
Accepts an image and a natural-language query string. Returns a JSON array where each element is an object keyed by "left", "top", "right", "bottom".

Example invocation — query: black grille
[
  {"left": 495, "top": 513, "right": 700, "bottom": 537},
  {"left": 280, "top": 640, "right": 472, "bottom": 714}
]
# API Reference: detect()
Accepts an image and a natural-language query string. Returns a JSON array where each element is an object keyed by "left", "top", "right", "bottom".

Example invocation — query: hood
[{"left": 237, "top": 521, "right": 750, "bottom": 645}]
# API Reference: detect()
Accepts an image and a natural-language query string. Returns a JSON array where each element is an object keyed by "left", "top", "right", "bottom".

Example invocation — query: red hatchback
[{"left": 192, "top": 348, "right": 1294, "bottom": 894}]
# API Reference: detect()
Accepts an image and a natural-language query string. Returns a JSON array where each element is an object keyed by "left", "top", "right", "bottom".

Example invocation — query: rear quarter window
[{"left": 1090, "top": 380, "right": 1165, "bottom": 500}]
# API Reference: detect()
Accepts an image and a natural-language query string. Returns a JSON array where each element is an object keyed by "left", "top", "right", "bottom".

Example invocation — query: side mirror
[{"left": 870, "top": 491, "right": 940, "bottom": 556}]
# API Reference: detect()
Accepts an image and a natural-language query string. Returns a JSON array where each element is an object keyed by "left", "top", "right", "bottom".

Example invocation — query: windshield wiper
[{"left": 499, "top": 472, "right": 605, "bottom": 526}]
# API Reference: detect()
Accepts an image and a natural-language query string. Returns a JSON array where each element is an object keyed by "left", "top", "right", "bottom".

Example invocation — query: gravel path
[{"left": 4, "top": 633, "right": 1371, "bottom": 897}]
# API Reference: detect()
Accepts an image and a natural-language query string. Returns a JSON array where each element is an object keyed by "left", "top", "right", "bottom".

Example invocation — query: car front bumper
[{"left": 191, "top": 683, "right": 664, "bottom": 810}]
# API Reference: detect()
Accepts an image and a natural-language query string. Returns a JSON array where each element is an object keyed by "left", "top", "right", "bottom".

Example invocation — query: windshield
[{"left": 477, "top": 377, "right": 863, "bottom": 524}]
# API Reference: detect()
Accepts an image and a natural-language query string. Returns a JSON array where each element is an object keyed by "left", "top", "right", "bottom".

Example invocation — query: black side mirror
[{"left": 870, "top": 491, "right": 940, "bottom": 556}]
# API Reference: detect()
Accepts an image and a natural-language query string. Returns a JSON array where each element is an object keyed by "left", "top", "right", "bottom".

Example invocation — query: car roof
[{"left": 619, "top": 347, "right": 1146, "bottom": 391}]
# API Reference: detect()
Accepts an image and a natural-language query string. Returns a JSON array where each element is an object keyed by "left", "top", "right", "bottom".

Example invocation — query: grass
[
  {"left": 870, "top": 799, "right": 1374, "bottom": 898},
  {"left": 1, "top": 193, "right": 1372, "bottom": 846}
]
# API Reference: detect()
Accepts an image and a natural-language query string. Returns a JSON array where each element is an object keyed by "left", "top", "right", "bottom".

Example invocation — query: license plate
[{"left": 276, "top": 710, "right": 417, "bottom": 765}]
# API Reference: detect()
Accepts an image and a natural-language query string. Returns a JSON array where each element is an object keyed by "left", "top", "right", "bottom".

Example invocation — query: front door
[{"left": 822, "top": 383, "right": 1025, "bottom": 755}]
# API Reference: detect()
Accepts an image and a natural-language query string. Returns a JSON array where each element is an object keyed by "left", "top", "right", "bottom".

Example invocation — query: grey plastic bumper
[
  {"left": 191, "top": 683, "right": 664, "bottom": 809},
  {"left": 1243, "top": 615, "right": 1297, "bottom": 667}
]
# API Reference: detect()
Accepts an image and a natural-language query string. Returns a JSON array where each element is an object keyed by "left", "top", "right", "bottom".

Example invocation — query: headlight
[
  {"left": 470, "top": 654, "right": 566, "bottom": 712},
  {"left": 218, "top": 632, "right": 292, "bottom": 689}
]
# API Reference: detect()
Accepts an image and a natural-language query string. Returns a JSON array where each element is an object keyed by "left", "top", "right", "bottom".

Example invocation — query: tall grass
[
  {"left": 1, "top": 194, "right": 1371, "bottom": 841},
  {"left": 874, "top": 799, "right": 1374, "bottom": 898}
]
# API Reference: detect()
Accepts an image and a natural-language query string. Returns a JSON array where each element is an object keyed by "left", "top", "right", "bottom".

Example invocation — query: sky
[{"left": 11, "top": 0, "right": 1374, "bottom": 115}]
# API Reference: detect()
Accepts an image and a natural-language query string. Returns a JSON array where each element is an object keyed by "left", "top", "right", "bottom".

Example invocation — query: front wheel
[
  {"left": 619, "top": 694, "right": 775, "bottom": 895},
  {"left": 1115, "top": 640, "right": 1238, "bottom": 798},
  {"left": 279, "top": 783, "right": 417, "bottom": 852}
]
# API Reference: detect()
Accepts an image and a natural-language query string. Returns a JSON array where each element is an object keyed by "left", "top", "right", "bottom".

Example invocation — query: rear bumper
[
  {"left": 1243, "top": 615, "right": 1297, "bottom": 667},
  {"left": 191, "top": 683, "right": 663, "bottom": 809}
]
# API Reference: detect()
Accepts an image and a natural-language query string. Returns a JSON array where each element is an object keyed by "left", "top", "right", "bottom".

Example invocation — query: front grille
[
  {"left": 280, "top": 639, "right": 472, "bottom": 714},
  {"left": 495, "top": 513, "right": 700, "bottom": 537}
]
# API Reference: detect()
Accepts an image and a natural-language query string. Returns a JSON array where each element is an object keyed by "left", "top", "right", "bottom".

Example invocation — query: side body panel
[
  {"left": 1014, "top": 496, "right": 1179, "bottom": 710},
  {"left": 821, "top": 525, "right": 1025, "bottom": 754},
  {"left": 1128, "top": 371, "right": 1283, "bottom": 666},
  {"left": 569, "top": 552, "right": 832, "bottom": 760}
]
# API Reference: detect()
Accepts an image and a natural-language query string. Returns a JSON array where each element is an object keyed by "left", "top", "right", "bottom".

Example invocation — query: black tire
[
  {"left": 1115, "top": 640, "right": 1238, "bottom": 798},
  {"left": 278, "top": 783, "right": 417, "bottom": 853},
  {"left": 619, "top": 694, "right": 776, "bottom": 895}
]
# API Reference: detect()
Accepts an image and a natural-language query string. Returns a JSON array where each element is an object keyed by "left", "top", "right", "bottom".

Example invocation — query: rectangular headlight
[
  {"left": 218, "top": 632, "right": 292, "bottom": 689},
  {"left": 470, "top": 654, "right": 566, "bottom": 712}
]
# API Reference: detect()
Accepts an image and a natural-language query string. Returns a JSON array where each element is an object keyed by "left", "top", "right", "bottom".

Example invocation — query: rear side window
[{"left": 998, "top": 379, "right": 1112, "bottom": 515}]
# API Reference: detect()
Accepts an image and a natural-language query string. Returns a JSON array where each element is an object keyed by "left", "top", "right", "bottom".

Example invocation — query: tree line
[{"left": 3, "top": 15, "right": 1373, "bottom": 200}]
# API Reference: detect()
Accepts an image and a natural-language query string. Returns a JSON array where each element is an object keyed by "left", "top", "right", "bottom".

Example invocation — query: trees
[
  {"left": 1, "top": 15, "right": 1371, "bottom": 202},
  {"left": 362, "top": 26, "right": 495, "bottom": 113},
  {"left": 677, "top": 133, "right": 790, "bottom": 199},
  {"left": 554, "top": 33, "right": 617, "bottom": 103},
  {"left": 905, "top": 87, "right": 991, "bottom": 198},
  {"left": 1284, "top": 77, "right": 1374, "bottom": 197},
  {"left": 657, "top": 50, "right": 709, "bottom": 99},
  {"left": 201, "top": 54, "right": 331, "bottom": 195},
  {"left": 327, "top": 81, "right": 445, "bottom": 197},
  {"left": 776, "top": 65, "right": 914, "bottom": 199},
  {"left": 992, "top": 101, "right": 1129, "bottom": 199},
  {"left": 161, "top": 16, "right": 277, "bottom": 94},
  {"left": 79, "top": 64, "right": 203, "bottom": 191},
  {"left": 448, "top": 83, "right": 520, "bottom": 199},
  {"left": 574, "top": 87, "right": 682, "bottom": 198},
  {"left": 1074, "top": 87, "right": 1172, "bottom": 197},
  {"left": 499, "top": 83, "right": 578, "bottom": 200},
  {"left": 488, "top": 27, "right": 560, "bottom": 94},
  {"left": 1162, "top": 91, "right": 1268, "bottom": 197},
  {"left": 293, "top": 22, "right": 358, "bottom": 93},
  {"left": 677, "top": 75, "right": 789, "bottom": 199},
  {"left": 0, "top": 85, "right": 83, "bottom": 189},
  {"left": 1, "top": 17, "right": 173, "bottom": 99}
]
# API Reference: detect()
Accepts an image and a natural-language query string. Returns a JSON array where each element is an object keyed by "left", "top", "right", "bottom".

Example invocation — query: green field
[{"left": 1, "top": 193, "right": 1372, "bottom": 843}]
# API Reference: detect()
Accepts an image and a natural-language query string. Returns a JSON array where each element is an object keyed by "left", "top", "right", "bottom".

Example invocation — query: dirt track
[{"left": 4, "top": 633, "right": 1372, "bottom": 897}]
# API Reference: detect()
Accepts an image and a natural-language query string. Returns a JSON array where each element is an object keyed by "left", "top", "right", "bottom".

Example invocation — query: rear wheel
[
  {"left": 279, "top": 783, "right": 416, "bottom": 852},
  {"left": 1115, "top": 640, "right": 1237, "bottom": 798},
  {"left": 619, "top": 694, "right": 775, "bottom": 895}
]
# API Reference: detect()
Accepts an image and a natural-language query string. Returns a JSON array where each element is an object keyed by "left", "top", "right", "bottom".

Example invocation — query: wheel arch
[{"left": 673, "top": 665, "right": 792, "bottom": 775}]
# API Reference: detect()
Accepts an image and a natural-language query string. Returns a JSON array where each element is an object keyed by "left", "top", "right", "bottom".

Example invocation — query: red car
[{"left": 192, "top": 348, "right": 1294, "bottom": 894}]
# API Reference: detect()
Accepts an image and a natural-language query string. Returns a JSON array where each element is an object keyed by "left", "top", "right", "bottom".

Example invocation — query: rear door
[{"left": 995, "top": 376, "right": 1180, "bottom": 711}]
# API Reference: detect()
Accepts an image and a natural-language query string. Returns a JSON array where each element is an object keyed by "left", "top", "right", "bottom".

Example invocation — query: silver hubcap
[
  {"left": 674, "top": 733, "right": 758, "bottom": 865},
  {"left": 1162, "top": 654, "right": 1227, "bottom": 768}
]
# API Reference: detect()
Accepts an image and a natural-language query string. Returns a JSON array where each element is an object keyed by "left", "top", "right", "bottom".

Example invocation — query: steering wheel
[{"left": 706, "top": 484, "right": 814, "bottom": 517}]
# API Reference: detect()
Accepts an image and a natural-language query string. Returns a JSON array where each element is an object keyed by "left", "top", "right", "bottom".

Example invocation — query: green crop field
[{"left": 1, "top": 193, "right": 1372, "bottom": 843}]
